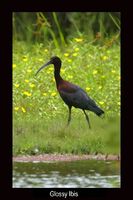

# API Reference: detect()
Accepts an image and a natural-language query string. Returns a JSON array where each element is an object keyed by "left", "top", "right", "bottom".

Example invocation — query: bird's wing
[{"left": 58, "top": 82, "right": 97, "bottom": 110}]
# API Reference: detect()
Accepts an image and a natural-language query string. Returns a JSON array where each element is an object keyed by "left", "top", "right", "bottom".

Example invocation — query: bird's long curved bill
[{"left": 35, "top": 60, "right": 51, "bottom": 76}]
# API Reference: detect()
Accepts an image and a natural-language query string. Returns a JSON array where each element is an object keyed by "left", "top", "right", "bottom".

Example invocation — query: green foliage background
[{"left": 13, "top": 12, "right": 120, "bottom": 155}]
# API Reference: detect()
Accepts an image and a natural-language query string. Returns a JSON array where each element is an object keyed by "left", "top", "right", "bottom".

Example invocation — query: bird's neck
[{"left": 54, "top": 68, "right": 63, "bottom": 88}]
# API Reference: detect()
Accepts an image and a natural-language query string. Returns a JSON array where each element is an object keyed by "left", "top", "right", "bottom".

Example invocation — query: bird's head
[
  {"left": 50, "top": 56, "right": 61, "bottom": 65},
  {"left": 35, "top": 56, "right": 61, "bottom": 76}
]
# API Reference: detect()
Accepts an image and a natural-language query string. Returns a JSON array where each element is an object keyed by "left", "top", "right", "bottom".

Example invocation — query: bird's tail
[{"left": 93, "top": 106, "right": 104, "bottom": 117}]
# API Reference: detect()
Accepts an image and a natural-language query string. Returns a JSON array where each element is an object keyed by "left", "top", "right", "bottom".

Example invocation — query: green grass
[
  {"left": 13, "top": 34, "right": 120, "bottom": 156},
  {"left": 13, "top": 114, "right": 120, "bottom": 155}
]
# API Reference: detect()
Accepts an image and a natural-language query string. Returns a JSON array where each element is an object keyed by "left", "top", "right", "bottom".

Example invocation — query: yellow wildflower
[
  {"left": 14, "top": 84, "right": 19, "bottom": 88},
  {"left": 52, "top": 78, "right": 55, "bottom": 82},
  {"left": 64, "top": 53, "right": 69, "bottom": 57},
  {"left": 86, "top": 87, "right": 91, "bottom": 91},
  {"left": 44, "top": 49, "right": 48, "bottom": 52},
  {"left": 23, "top": 58, "right": 28, "bottom": 62},
  {"left": 27, "top": 69, "right": 32, "bottom": 73},
  {"left": 21, "top": 107, "right": 26, "bottom": 113},
  {"left": 29, "top": 83, "right": 35, "bottom": 88},
  {"left": 99, "top": 101, "right": 104, "bottom": 105},
  {"left": 67, "top": 59, "right": 72, "bottom": 63},
  {"left": 93, "top": 70, "right": 98, "bottom": 75},
  {"left": 38, "top": 58, "right": 43, "bottom": 62},
  {"left": 112, "top": 70, "right": 116, "bottom": 73},
  {"left": 25, "top": 79, "right": 29, "bottom": 83},
  {"left": 14, "top": 107, "right": 19, "bottom": 111},
  {"left": 98, "top": 86, "right": 102, "bottom": 90},
  {"left": 68, "top": 75, "right": 73, "bottom": 79},
  {"left": 101, "top": 56, "right": 108, "bottom": 61},
  {"left": 61, "top": 69, "right": 65, "bottom": 74},
  {"left": 23, "top": 91, "right": 32, "bottom": 97},
  {"left": 117, "top": 102, "right": 120, "bottom": 106},
  {"left": 51, "top": 92, "right": 56, "bottom": 97},
  {"left": 74, "top": 38, "right": 83, "bottom": 42},
  {"left": 43, "top": 92, "right": 47, "bottom": 96},
  {"left": 72, "top": 53, "right": 78, "bottom": 57},
  {"left": 74, "top": 47, "right": 79, "bottom": 52},
  {"left": 48, "top": 67, "right": 53, "bottom": 72},
  {"left": 13, "top": 64, "right": 16, "bottom": 68}
]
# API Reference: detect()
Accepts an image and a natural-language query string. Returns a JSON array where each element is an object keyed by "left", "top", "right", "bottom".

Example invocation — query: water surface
[{"left": 13, "top": 160, "right": 120, "bottom": 188}]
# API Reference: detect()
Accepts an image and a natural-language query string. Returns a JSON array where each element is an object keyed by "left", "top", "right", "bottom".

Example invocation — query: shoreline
[{"left": 13, "top": 154, "right": 120, "bottom": 162}]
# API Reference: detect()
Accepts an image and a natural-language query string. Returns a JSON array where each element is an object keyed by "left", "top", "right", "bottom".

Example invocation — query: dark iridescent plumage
[{"left": 36, "top": 56, "right": 104, "bottom": 128}]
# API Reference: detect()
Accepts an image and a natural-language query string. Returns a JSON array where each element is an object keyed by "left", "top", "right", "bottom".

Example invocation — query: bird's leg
[
  {"left": 67, "top": 106, "right": 72, "bottom": 126},
  {"left": 83, "top": 110, "right": 91, "bottom": 129}
]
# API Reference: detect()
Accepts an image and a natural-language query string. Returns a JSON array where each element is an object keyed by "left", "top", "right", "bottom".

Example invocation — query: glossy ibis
[{"left": 36, "top": 56, "right": 104, "bottom": 128}]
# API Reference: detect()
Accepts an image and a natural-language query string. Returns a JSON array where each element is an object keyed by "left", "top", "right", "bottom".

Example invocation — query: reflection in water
[
  {"left": 13, "top": 172, "right": 120, "bottom": 188},
  {"left": 13, "top": 160, "right": 120, "bottom": 188}
]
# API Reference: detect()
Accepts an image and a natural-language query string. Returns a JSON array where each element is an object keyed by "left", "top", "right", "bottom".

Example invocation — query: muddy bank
[{"left": 13, "top": 154, "right": 120, "bottom": 162}]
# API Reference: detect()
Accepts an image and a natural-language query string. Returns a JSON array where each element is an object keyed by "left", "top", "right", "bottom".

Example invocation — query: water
[{"left": 13, "top": 160, "right": 120, "bottom": 188}]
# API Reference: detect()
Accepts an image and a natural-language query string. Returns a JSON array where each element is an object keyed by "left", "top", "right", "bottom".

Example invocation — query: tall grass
[
  {"left": 13, "top": 12, "right": 120, "bottom": 46},
  {"left": 52, "top": 12, "right": 66, "bottom": 46}
]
